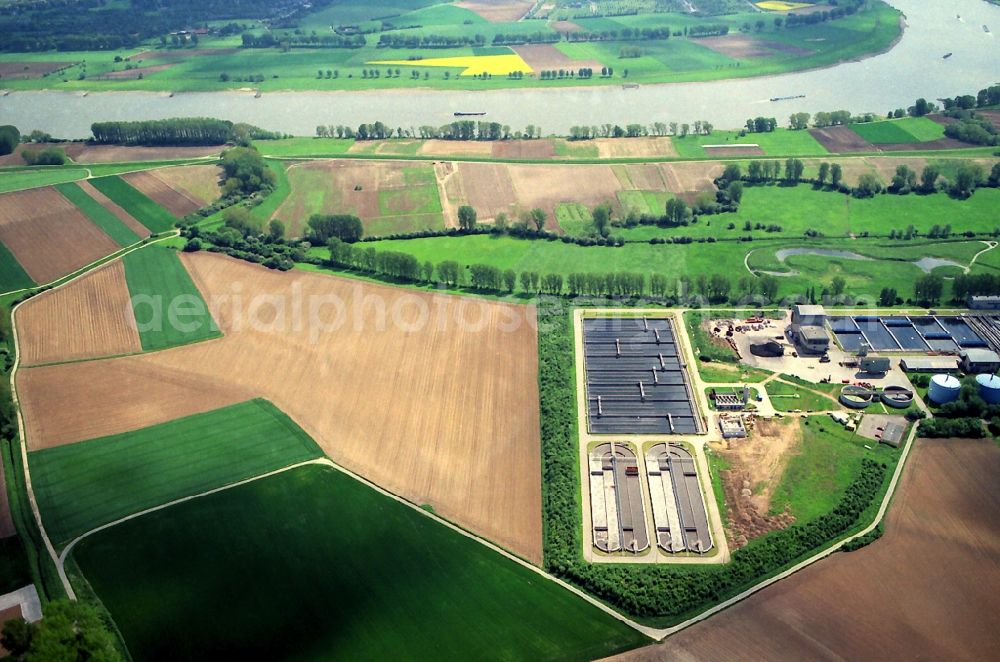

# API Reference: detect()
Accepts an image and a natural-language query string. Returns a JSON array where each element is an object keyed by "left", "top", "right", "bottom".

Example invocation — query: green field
[
  {"left": 255, "top": 138, "right": 356, "bottom": 157},
  {"left": 122, "top": 245, "right": 220, "bottom": 350},
  {"left": 89, "top": 176, "right": 177, "bottom": 233},
  {"left": 0, "top": 241, "right": 34, "bottom": 292},
  {"left": 73, "top": 464, "right": 648, "bottom": 660},
  {"left": 54, "top": 182, "right": 142, "bottom": 247},
  {"left": 0, "top": 2, "right": 900, "bottom": 92},
  {"left": 31, "top": 399, "right": 323, "bottom": 547},
  {"left": 769, "top": 417, "right": 897, "bottom": 523},
  {"left": 765, "top": 379, "right": 840, "bottom": 413},
  {"left": 0, "top": 168, "right": 88, "bottom": 193},
  {"left": 248, "top": 159, "right": 291, "bottom": 222},
  {"left": 671, "top": 129, "right": 828, "bottom": 158},
  {"left": 848, "top": 117, "right": 946, "bottom": 144}
]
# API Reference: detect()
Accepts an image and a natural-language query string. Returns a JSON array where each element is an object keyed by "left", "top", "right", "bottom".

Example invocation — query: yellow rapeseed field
[
  {"left": 755, "top": 1, "right": 812, "bottom": 10},
  {"left": 368, "top": 54, "right": 533, "bottom": 76}
]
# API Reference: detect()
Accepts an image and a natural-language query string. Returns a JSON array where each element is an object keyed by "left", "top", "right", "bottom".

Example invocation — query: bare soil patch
[
  {"left": 623, "top": 164, "right": 667, "bottom": 190},
  {"left": 660, "top": 161, "right": 723, "bottom": 194},
  {"left": 0, "top": 142, "right": 85, "bottom": 167},
  {"left": 808, "top": 126, "right": 874, "bottom": 153},
  {"left": 799, "top": 157, "right": 878, "bottom": 188},
  {"left": 704, "top": 145, "right": 765, "bottom": 157},
  {"left": 16, "top": 260, "right": 141, "bottom": 366},
  {"left": 713, "top": 417, "right": 799, "bottom": 548},
  {"left": 17, "top": 254, "right": 544, "bottom": 562},
  {"left": 612, "top": 438, "right": 1000, "bottom": 661},
  {"left": 456, "top": 0, "right": 532, "bottom": 22},
  {"left": 697, "top": 35, "right": 774, "bottom": 58},
  {"left": 75, "top": 180, "right": 150, "bottom": 239},
  {"left": 551, "top": 20, "right": 584, "bottom": 32},
  {"left": 417, "top": 140, "right": 493, "bottom": 158},
  {"left": 863, "top": 156, "right": 928, "bottom": 185},
  {"left": 122, "top": 170, "right": 203, "bottom": 216},
  {"left": 595, "top": 137, "right": 678, "bottom": 159},
  {"left": 72, "top": 144, "right": 224, "bottom": 163},
  {"left": 0, "top": 61, "right": 73, "bottom": 79},
  {"left": 148, "top": 164, "right": 222, "bottom": 207},
  {"left": 0, "top": 187, "right": 119, "bottom": 284},
  {"left": 492, "top": 139, "right": 557, "bottom": 159},
  {"left": 450, "top": 162, "right": 519, "bottom": 220},
  {"left": 876, "top": 137, "right": 971, "bottom": 152},
  {"left": 513, "top": 44, "right": 601, "bottom": 71},
  {"left": 507, "top": 164, "right": 622, "bottom": 229},
  {"left": 975, "top": 109, "right": 1000, "bottom": 129}
]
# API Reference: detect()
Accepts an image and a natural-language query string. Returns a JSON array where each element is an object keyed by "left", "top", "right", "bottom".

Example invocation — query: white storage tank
[
  {"left": 928, "top": 374, "right": 961, "bottom": 405},
  {"left": 976, "top": 373, "right": 1000, "bottom": 404}
]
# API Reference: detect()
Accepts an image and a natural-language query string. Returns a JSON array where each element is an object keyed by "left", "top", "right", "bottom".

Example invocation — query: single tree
[
  {"left": 457, "top": 205, "right": 478, "bottom": 230},
  {"left": 530, "top": 208, "right": 547, "bottom": 231}
]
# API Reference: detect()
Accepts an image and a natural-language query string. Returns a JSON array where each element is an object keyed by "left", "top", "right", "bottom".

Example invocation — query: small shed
[{"left": 959, "top": 348, "right": 1000, "bottom": 374}]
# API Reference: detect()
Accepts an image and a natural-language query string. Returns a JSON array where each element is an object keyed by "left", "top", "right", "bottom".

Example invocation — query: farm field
[
  {"left": 0, "top": 186, "right": 120, "bottom": 286},
  {"left": 54, "top": 182, "right": 142, "bottom": 247},
  {"left": 0, "top": 243, "right": 34, "bottom": 292},
  {"left": 614, "top": 438, "right": 1000, "bottom": 661},
  {"left": 0, "top": 143, "right": 223, "bottom": 167},
  {"left": 89, "top": 175, "right": 177, "bottom": 233},
  {"left": 16, "top": 260, "right": 141, "bottom": 366},
  {"left": 274, "top": 161, "right": 444, "bottom": 236},
  {"left": 141, "top": 164, "right": 222, "bottom": 208},
  {"left": 121, "top": 168, "right": 210, "bottom": 216},
  {"left": 121, "top": 246, "right": 220, "bottom": 351},
  {"left": 671, "top": 129, "right": 828, "bottom": 158},
  {"left": 16, "top": 253, "right": 544, "bottom": 563},
  {"left": 848, "top": 117, "right": 947, "bottom": 144},
  {"left": 0, "top": 168, "right": 88, "bottom": 194},
  {"left": 74, "top": 179, "right": 152, "bottom": 239},
  {"left": 0, "top": 2, "right": 901, "bottom": 92},
  {"left": 30, "top": 399, "right": 323, "bottom": 547},
  {"left": 73, "top": 464, "right": 647, "bottom": 660}
]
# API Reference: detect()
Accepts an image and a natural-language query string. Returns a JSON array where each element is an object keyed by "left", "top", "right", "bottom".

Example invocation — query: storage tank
[
  {"left": 928, "top": 374, "right": 961, "bottom": 405},
  {"left": 975, "top": 373, "right": 1000, "bottom": 404}
]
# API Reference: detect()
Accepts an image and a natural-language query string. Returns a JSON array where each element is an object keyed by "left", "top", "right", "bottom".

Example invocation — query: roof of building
[
  {"left": 969, "top": 296, "right": 1000, "bottom": 302},
  {"left": 900, "top": 357, "right": 958, "bottom": 371},
  {"left": 793, "top": 304, "right": 826, "bottom": 317},
  {"left": 959, "top": 348, "right": 1000, "bottom": 363},
  {"left": 798, "top": 326, "right": 829, "bottom": 341}
]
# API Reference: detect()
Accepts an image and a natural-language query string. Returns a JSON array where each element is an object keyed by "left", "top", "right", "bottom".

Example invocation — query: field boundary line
[{"left": 8, "top": 232, "right": 181, "bottom": 600}]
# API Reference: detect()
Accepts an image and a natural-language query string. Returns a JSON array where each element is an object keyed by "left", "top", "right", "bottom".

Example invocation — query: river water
[{"left": 0, "top": 0, "right": 997, "bottom": 137}]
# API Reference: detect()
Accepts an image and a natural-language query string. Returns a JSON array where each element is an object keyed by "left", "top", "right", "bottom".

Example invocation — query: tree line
[{"left": 90, "top": 118, "right": 284, "bottom": 146}]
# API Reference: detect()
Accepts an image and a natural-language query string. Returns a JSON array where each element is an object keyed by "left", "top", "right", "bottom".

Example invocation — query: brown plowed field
[
  {"left": 809, "top": 126, "right": 873, "bottom": 153},
  {"left": 513, "top": 44, "right": 601, "bottom": 70},
  {"left": 697, "top": 35, "right": 772, "bottom": 58},
  {"left": 608, "top": 438, "right": 1000, "bottom": 661},
  {"left": 417, "top": 140, "right": 493, "bottom": 157},
  {"left": 95, "top": 63, "right": 177, "bottom": 80},
  {"left": 147, "top": 164, "right": 222, "bottom": 207},
  {"left": 0, "top": 143, "right": 222, "bottom": 167},
  {"left": 506, "top": 164, "right": 622, "bottom": 228},
  {"left": 0, "top": 187, "right": 119, "bottom": 284},
  {"left": 456, "top": 0, "right": 532, "bottom": 22},
  {"left": 800, "top": 157, "right": 878, "bottom": 188},
  {"left": 0, "top": 61, "right": 73, "bottom": 79},
  {"left": 75, "top": 180, "right": 150, "bottom": 239},
  {"left": 16, "top": 253, "right": 544, "bottom": 563},
  {"left": 492, "top": 139, "right": 557, "bottom": 159},
  {"left": 624, "top": 164, "right": 668, "bottom": 190},
  {"left": 451, "top": 162, "right": 519, "bottom": 220},
  {"left": 122, "top": 170, "right": 203, "bottom": 216},
  {"left": 595, "top": 138, "right": 677, "bottom": 158},
  {"left": 16, "top": 260, "right": 141, "bottom": 366},
  {"left": 660, "top": 162, "right": 723, "bottom": 193}
]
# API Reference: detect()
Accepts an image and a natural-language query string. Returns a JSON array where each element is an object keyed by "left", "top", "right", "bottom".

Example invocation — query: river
[{"left": 0, "top": 0, "right": 997, "bottom": 138}]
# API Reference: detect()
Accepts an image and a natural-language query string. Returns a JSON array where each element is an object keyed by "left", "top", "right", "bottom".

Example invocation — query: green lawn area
[
  {"left": 254, "top": 137, "right": 356, "bottom": 157},
  {"left": 122, "top": 245, "right": 220, "bottom": 351},
  {"left": 0, "top": 242, "right": 34, "bottom": 292},
  {"left": 54, "top": 182, "right": 142, "bottom": 247},
  {"left": 0, "top": 168, "right": 88, "bottom": 193},
  {"left": 671, "top": 129, "right": 828, "bottom": 158},
  {"left": 31, "top": 399, "right": 323, "bottom": 548},
  {"left": 769, "top": 416, "right": 898, "bottom": 523},
  {"left": 73, "top": 464, "right": 648, "bottom": 660},
  {"left": 848, "top": 117, "right": 946, "bottom": 144},
  {"left": 88, "top": 176, "right": 177, "bottom": 233},
  {"left": 765, "top": 379, "right": 840, "bottom": 412},
  {"left": 249, "top": 159, "right": 292, "bottom": 222}
]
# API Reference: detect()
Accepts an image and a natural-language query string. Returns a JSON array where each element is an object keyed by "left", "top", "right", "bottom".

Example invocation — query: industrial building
[
  {"left": 645, "top": 444, "right": 713, "bottom": 554},
  {"left": 968, "top": 296, "right": 1000, "bottom": 310},
  {"left": 900, "top": 357, "right": 958, "bottom": 373},
  {"left": 958, "top": 348, "right": 1000, "bottom": 374},
  {"left": 831, "top": 315, "right": 987, "bottom": 352},
  {"left": 790, "top": 304, "right": 830, "bottom": 354}
]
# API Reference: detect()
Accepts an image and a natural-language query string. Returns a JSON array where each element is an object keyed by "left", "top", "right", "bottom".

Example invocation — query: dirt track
[
  {"left": 608, "top": 438, "right": 1000, "bottom": 660},
  {"left": 0, "top": 187, "right": 119, "bottom": 284},
  {"left": 16, "top": 260, "right": 141, "bottom": 366},
  {"left": 16, "top": 253, "right": 544, "bottom": 563}
]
